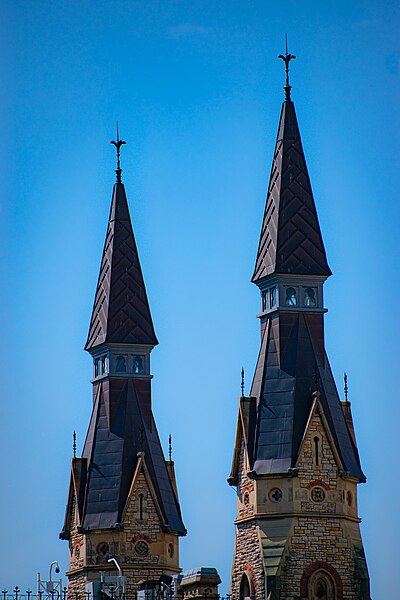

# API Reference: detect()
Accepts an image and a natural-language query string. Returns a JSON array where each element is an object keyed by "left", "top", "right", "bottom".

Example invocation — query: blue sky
[{"left": 1, "top": 0, "right": 399, "bottom": 596}]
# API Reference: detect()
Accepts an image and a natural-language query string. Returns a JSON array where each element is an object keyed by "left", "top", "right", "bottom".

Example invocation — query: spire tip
[
  {"left": 110, "top": 122, "right": 126, "bottom": 183},
  {"left": 278, "top": 35, "right": 296, "bottom": 100}
]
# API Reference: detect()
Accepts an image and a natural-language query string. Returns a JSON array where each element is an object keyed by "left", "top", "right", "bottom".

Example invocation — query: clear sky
[{"left": 1, "top": 0, "right": 399, "bottom": 596}]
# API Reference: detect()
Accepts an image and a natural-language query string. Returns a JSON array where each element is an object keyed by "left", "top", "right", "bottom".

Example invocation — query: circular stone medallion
[{"left": 311, "top": 486, "right": 326, "bottom": 503}]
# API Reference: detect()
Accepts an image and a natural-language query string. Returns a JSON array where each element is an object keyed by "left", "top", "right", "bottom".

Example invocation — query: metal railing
[{"left": 0, "top": 590, "right": 239, "bottom": 600}]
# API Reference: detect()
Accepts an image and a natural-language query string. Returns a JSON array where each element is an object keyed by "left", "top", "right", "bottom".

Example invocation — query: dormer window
[
  {"left": 305, "top": 287, "right": 317, "bottom": 306},
  {"left": 285, "top": 287, "right": 297, "bottom": 306},
  {"left": 116, "top": 355, "right": 127, "bottom": 373},
  {"left": 133, "top": 355, "right": 144, "bottom": 374}
]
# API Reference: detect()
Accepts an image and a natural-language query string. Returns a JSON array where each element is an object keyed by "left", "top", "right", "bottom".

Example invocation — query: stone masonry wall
[
  {"left": 279, "top": 407, "right": 362, "bottom": 599},
  {"left": 231, "top": 440, "right": 264, "bottom": 600},
  {"left": 66, "top": 465, "right": 180, "bottom": 597}
]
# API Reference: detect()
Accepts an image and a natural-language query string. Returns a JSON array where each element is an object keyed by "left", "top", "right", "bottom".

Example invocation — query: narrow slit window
[
  {"left": 101, "top": 355, "right": 107, "bottom": 374},
  {"left": 314, "top": 436, "right": 320, "bottom": 466},
  {"left": 139, "top": 493, "right": 144, "bottom": 520}
]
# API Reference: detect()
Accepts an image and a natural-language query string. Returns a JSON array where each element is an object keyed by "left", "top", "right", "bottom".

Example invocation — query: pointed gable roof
[
  {"left": 85, "top": 182, "right": 158, "bottom": 350},
  {"left": 252, "top": 99, "right": 331, "bottom": 282},
  {"left": 247, "top": 313, "right": 364, "bottom": 480},
  {"left": 69, "top": 378, "right": 185, "bottom": 534}
]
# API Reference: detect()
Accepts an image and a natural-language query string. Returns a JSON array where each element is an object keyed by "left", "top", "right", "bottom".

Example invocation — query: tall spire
[
  {"left": 252, "top": 52, "right": 331, "bottom": 283},
  {"left": 85, "top": 138, "right": 158, "bottom": 350}
]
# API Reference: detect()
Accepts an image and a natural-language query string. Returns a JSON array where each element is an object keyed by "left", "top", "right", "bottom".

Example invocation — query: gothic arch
[
  {"left": 300, "top": 562, "right": 343, "bottom": 600},
  {"left": 239, "top": 570, "right": 255, "bottom": 599}
]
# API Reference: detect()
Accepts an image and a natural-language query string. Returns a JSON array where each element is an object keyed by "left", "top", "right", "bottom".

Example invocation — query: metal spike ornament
[
  {"left": 110, "top": 122, "right": 126, "bottom": 183},
  {"left": 344, "top": 372, "right": 349, "bottom": 402},
  {"left": 278, "top": 34, "right": 296, "bottom": 100},
  {"left": 241, "top": 367, "right": 245, "bottom": 396},
  {"left": 73, "top": 430, "right": 77, "bottom": 459},
  {"left": 169, "top": 434, "right": 172, "bottom": 461}
]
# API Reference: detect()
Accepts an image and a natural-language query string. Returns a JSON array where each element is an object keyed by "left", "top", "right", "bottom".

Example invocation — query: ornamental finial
[
  {"left": 110, "top": 121, "right": 126, "bottom": 183},
  {"left": 241, "top": 367, "right": 245, "bottom": 396},
  {"left": 344, "top": 372, "right": 349, "bottom": 402},
  {"left": 278, "top": 34, "right": 296, "bottom": 100},
  {"left": 73, "top": 430, "right": 77, "bottom": 459},
  {"left": 169, "top": 434, "right": 172, "bottom": 461}
]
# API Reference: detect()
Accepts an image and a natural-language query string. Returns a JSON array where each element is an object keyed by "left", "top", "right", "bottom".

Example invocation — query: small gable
[
  {"left": 295, "top": 394, "right": 343, "bottom": 483},
  {"left": 122, "top": 452, "right": 164, "bottom": 540}
]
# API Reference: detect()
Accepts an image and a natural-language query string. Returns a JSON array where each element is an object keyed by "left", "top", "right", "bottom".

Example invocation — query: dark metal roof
[
  {"left": 249, "top": 312, "right": 364, "bottom": 480},
  {"left": 85, "top": 182, "right": 158, "bottom": 350},
  {"left": 77, "top": 377, "right": 185, "bottom": 534},
  {"left": 252, "top": 99, "right": 331, "bottom": 282}
]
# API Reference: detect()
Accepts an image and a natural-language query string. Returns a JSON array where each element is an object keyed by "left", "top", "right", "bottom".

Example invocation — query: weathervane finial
[
  {"left": 278, "top": 34, "right": 296, "bottom": 100},
  {"left": 110, "top": 121, "right": 126, "bottom": 183}
]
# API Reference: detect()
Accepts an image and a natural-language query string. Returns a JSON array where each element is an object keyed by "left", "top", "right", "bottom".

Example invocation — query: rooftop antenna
[
  {"left": 110, "top": 121, "right": 126, "bottom": 183},
  {"left": 73, "top": 431, "right": 77, "bottom": 459},
  {"left": 344, "top": 372, "right": 349, "bottom": 401},
  {"left": 278, "top": 34, "right": 296, "bottom": 100},
  {"left": 241, "top": 367, "right": 245, "bottom": 396},
  {"left": 168, "top": 434, "right": 172, "bottom": 461}
]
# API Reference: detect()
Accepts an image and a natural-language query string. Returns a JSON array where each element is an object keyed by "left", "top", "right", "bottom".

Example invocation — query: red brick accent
[
  {"left": 130, "top": 534, "right": 153, "bottom": 544},
  {"left": 306, "top": 480, "right": 330, "bottom": 491},
  {"left": 244, "top": 563, "right": 257, "bottom": 592},
  {"left": 300, "top": 562, "right": 343, "bottom": 599}
]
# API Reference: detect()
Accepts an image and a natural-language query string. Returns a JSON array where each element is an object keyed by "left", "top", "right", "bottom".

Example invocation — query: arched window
[
  {"left": 239, "top": 574, "right": 250, "bottom": 599},
  {"left": 309, "top": 570, "right": 336, "bottom": 600},
  {"left": 285, "top": 287, "right": 297, "bottom": 306},
  {"left": 305, "top": 287, "right": 317, "bottom": 306},
  {"left": 239, "top": 573, "right": 254, "bottom": 600},
  {"left": 116, "top": 355, "right": 126, "bottom": 373},
  {"left": 133, "top": 355, "right": 144, "bottom": 374},
  {"left": 269, "top": 286, "right": 277, "bottom": 308}
]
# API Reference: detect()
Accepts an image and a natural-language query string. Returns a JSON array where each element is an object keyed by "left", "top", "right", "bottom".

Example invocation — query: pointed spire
[
  {"left": 110, "top": 122, "right": 126, "bottom": 183},
  {"left": 252, "top": 67, "right": 331, "bottom": 282},
  {"left": 278, "top": 35, "right": 296, "bottom": 100},
  {"left": 85, "top": 146, "right": 158, "bottom": 350}
]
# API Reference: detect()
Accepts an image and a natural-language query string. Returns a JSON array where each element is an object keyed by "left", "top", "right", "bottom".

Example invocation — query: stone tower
[
  {"left": 60, "top": 138, "right": 186, "bottom": 595},
  {"left": 228, "top": 54, "right": 371, "bottom": 600}
]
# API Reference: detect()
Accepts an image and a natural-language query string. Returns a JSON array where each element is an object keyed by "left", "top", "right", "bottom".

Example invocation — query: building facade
[
  {"left": 60, "top": 142, "right": 186, "bottom": 596},
  {"left": 228, "top": 55, "right": 371, "bottom": 600}
]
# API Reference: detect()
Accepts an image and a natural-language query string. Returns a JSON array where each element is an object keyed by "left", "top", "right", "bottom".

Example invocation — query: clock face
[{"left": 311, "top": 487, "right": 326, "bottom": 503}]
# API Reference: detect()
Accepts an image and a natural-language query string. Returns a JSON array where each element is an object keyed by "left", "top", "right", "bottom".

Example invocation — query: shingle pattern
[{"left": 252, "top": 100, "right": 331, "bottom": 281}]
